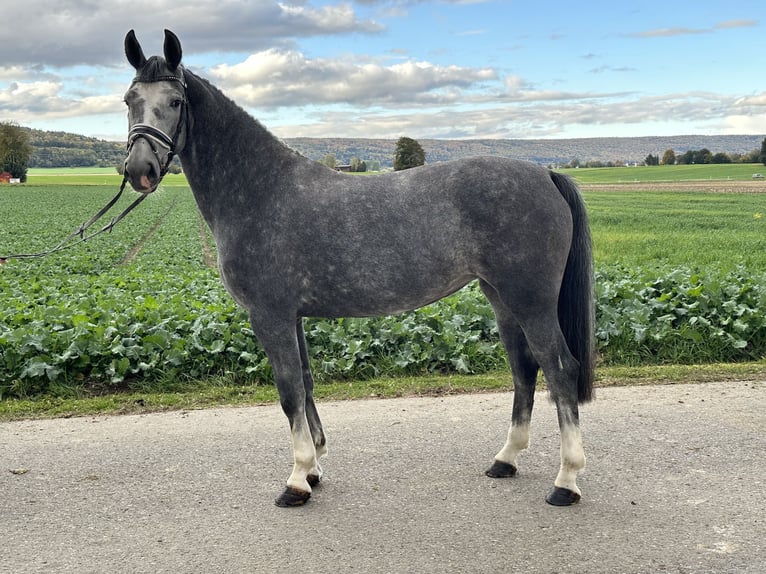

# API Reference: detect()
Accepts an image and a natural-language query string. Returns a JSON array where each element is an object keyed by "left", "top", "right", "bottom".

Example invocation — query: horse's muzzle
[{"left": 124, "top": 138, "right": 161, "bottom": 193}]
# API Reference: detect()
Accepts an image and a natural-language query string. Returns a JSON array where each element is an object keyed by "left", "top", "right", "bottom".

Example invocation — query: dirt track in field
[
  {"left": 582, "top": 180, "right": 766, "bottom": 193},
  {"left": 197, "top": 211, "right": 217, "bottom": 268}
]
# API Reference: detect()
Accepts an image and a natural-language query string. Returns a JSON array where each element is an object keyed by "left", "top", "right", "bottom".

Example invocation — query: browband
[{"left": 131, "top": 74, "right": 187, "bottom": 88}]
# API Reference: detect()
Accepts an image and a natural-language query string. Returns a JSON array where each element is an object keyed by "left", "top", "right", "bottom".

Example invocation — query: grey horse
[{"left": 122, "top": 29, "right": 595, "bottom": 507}]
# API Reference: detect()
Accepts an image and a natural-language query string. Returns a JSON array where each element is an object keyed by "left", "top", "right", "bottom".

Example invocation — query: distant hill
[
  {"left": 28, "top": 128, "right": 125, "bottom": 168},
  {"left": 287, "top": 135, "right": 765, "bottom": 168},
  {"left": 25, "top": 127, "right": 764, "bottom": 169}
]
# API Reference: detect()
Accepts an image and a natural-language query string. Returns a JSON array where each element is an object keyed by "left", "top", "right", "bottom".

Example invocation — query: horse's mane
[
  {"left": 178, "top": 68, "right": 310, "bottom": 201},
  {"left": 182, "top": 69, "right": 302, "bottom": 159}
]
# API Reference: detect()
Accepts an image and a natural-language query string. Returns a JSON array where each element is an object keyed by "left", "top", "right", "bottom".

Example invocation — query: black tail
[{"left": 549, "top": 170, "right": 595, "bottom": 403}]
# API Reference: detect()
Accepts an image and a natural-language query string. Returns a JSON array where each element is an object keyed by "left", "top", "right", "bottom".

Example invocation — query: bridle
[
  {"left": 125, "top": 73, "right": 188, "bottom": 187},
  {"left": 0, "top": 75, "right": 188, "bottom": 264},
  {"left": 126, "top": 124, "right": 177, "bottom": 184}
]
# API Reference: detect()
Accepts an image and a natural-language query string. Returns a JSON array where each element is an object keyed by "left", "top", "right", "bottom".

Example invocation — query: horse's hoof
[
  {"left": 275, "top": 487, "right": 311, "bottom": 507},
  {"left": 307, "top": 474, "right": 321, "bottom": 487},
  {"left": 545, "top": 487, "right": 581, "bottom": 506},
  {"left": 485, "top": 460, "right": 517, "bottom": 478}
]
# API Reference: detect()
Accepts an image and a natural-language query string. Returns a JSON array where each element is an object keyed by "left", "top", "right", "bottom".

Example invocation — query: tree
[
  {"left": 761, "top": 137, "right": 766, "bottom": 166},
  {"left": 567, "top": 158, "right": 581, "bottom": 169},
  {"left": 350, "top": 157, "right": 367, "bottom": 172},
  {"left": 0, "top": 122, "right": 32, "bottom": 182},
  {"left": 393, "top": 137, "right": 425, "bottom": 171},
  {"left": 741, "top": 149, "right": 762, "bottom": 164},
  {"left": 661, "top": 149, "right": 676, "bottom": 165},
  {"left": 696, "top": 148, "right": 713, "bottom": 164},
  {"left": 711, "top": 152, "right": 731, "bottom": 164},
  {"left": 644, "top": 154, "right": 659, "bottom": 166},
  {"left": 319, "top": 154, "right": 337, "bottom": 169},
  {"left": 678, "top": 148, "right": 713, "bottom": 165}
]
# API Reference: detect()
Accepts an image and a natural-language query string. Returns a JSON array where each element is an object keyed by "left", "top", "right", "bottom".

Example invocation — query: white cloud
[
  {"left": 734, "top": 93, "right": 766, "bottom": 107},
  {"left": 500, "top": 75, "right": 627, "bottom": 103},
  {"left": 0, "top": 80, "right": 122, "bottom": 119},
  {"left": 0, "top": 82, "right": 62, "bottom": 112},
  {"left": 626, "top": 18, "right": 758, "bottom": 39},
  {"left": 0, "top": 66, "right": 45, "bottom": 81},
  {"left": 713, "top": 19, "right": 758, "bottom": 30},
  {"left": 266, "top": 91, "right": 745, "bottom": 140},
  {"left": 715, "top": 114, "right": 766, "bottom": 135},
  {"left": 209, "top": 49, "right": 497, "bottom": 107},
  {"left": 627, "top": 27, "right": 711, "bottom": 38}
]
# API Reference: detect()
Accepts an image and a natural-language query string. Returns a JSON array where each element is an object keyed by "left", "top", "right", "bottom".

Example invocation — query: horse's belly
[{"left": 298, "top": 273, "right": 475, "bottom": 318}]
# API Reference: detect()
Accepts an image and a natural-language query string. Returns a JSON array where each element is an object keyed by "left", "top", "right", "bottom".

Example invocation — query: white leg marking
[
  {"left": 554, "top": 423, "right": 586, "bottom": 495},
  {"left": 311, "top": 442, "right": 327, "bottom": 481},
  {"left": 286, "top": 415, "right": 317, "bottom": 493},
  {"left": 495, "top": 421, "right": 530, "bottom": 467}
]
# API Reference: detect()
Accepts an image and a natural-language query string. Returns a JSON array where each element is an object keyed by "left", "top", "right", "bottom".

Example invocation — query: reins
[{"left": 0, "top": 176, "right": 147, "bottom": 263}]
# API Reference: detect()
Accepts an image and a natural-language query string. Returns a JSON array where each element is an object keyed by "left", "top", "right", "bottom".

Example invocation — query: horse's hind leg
[
  {"left": 249, "top": 313, "right": 318, "bottom": 507},
  {"left": 297, "top": 318, "right": 327, "bottom": 486},
  {"left": 519, "top": 311, "right": 586, "bottom": 506},
  {"left": 483, "top": 279, "right": 586, "bottom": 505},
  {"left": 480, "top": 280, "right": 539, "bottom": 479}
]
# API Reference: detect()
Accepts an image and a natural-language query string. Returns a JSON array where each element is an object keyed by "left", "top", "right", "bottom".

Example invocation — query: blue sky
[{"left": 1, "top": 0, "right": 764, "bottom": 141}]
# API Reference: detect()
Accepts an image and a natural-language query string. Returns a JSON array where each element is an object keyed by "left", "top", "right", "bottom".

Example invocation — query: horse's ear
[
  {"left": 164, "top": 29, "right": 183, "bottom": 71},
  {"left": 125, "top": 29, "right": 147, "bottom": 70}
]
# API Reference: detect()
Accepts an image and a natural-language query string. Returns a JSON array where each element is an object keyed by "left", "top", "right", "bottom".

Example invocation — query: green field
[
  {"left": 565, "top": 163, "right": 766, "bottom": 184},
  {"left": 26, "top": 161, "right": 766, "bottom": 186},
  {"left": 2, "top": 167, "right": 766, "bottom": 402},
  {"left": 25, "top": 167, "right": 188, "bottom": 187},
  {"left": 586, "top": 191, "right": 766, "bottom": 268},
  {"left": 6, "top": 180, "right": 766, "bottom": 269}
]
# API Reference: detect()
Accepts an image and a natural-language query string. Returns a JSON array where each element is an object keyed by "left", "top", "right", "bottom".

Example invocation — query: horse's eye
[{"left": 170, "top": 99, "right": 183, "bottom": 109}]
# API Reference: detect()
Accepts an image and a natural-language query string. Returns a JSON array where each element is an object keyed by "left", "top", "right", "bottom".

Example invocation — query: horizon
[
  {"left": 2, "top": 1, "right": 765, "bottom": 142},
  {"left": 26, "top": 126, "right": 766, "bottom": 146},
  {"left": 25, "top": 128, "right": 764, "bottom": 169}
]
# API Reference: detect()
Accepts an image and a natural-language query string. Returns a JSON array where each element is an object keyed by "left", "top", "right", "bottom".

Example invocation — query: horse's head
[{"left": 123, "top": 29, "right": 187, "bottom": 193}]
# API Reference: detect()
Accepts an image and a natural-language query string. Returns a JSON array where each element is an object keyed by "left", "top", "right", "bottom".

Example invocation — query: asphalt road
[{"left": 2, "top": 381, "right": 764, "bottom": 574}]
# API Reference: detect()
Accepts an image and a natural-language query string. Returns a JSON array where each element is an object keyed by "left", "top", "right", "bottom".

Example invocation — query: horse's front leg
[
  {"left": 297, "top": 318, "right": 327, "bottom": 486},
  {"left": 251, "top": 315, "right": 318, "bottom": 507}
]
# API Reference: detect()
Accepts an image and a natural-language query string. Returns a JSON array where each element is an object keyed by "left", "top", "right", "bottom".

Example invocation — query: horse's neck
[{"left": 179, "top": 72, "right": 302, "bottom": 227}]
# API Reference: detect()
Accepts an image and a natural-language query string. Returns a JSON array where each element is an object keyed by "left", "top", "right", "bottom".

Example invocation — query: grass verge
[{"left": 1, "top": 362, "right": 764, "bottom": 421}]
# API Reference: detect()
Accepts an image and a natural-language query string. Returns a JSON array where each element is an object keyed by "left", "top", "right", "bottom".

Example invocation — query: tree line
[
  {"left": 646, "top": 142, "right": 765, "bottom": 166},
  {"left": 0, "top": 125, "right": 126, "bottom": 172},
  {"left": 564, "top": 138, "right": 766, "bottom": 169},
  {"left": 30, "top": 129, "right": 125, "bottom": 168}
]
